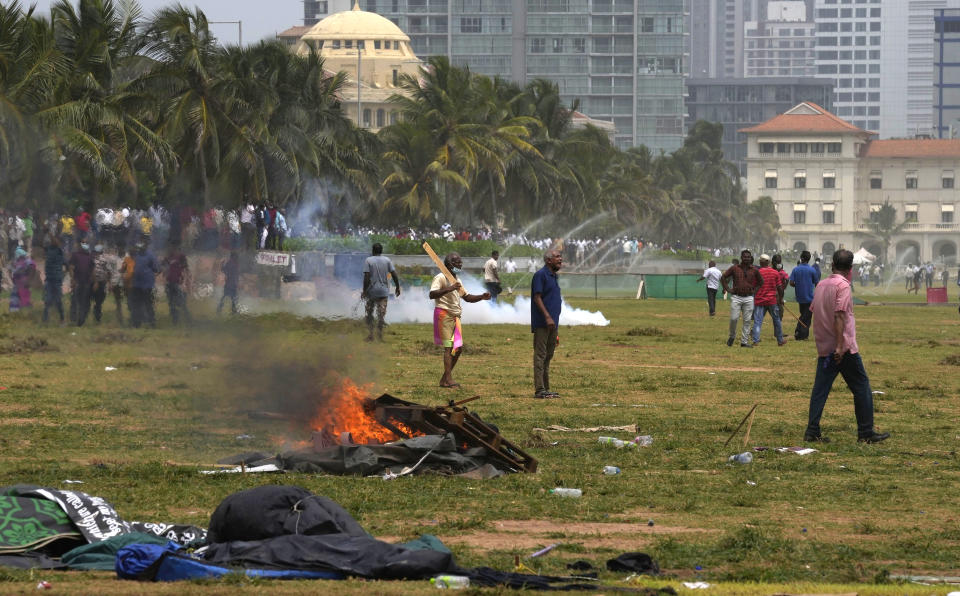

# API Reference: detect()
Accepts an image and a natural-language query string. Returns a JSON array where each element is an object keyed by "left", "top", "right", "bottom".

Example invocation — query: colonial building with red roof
[{"left": 742, "top": 102, "right": 959, "bottom": 266}]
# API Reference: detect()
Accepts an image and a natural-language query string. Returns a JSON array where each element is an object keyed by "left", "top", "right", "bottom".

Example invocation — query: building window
[
  {"left": 943, "top": 205, "right": 955, "bottom": 223},
  {"left": 777, "top": 143, "right": 791, "bottom": 154},
  {"left": 765, "top": 170, "right": 778, "bottom": 189},
  {"left": 823, "top": 172, "right": 836, "bottom": 188},
  {"left": 822, "top": 204, "right": 835, "bottom": 224},
  {"left": 392, "top": 69, "right": 398, "bottom": 86},
  {"left": 793, "top": 142, "right": 808, "bottom": 154},
  {"left": 869, "top": 203, "right": 881, "bottom": 221},
  {"left": 460, "top": 17, "right": 481, "bottom": 33},
  {"left": 905, "top": 204, "right": 918, "bottom": 222},
  {"left": 376, "top": 109, "right": 385, "bottom": 128},
  {"left": 810, "top": 142, "right": 825, "bottom": 154},
  {"left": 332, "top": 40, "right": 341, "bottom": 49},
  {"left": 393, "top": 41, "right": 399, "bottom": 49},
  {"left": 793, "top": 204, "right": 806, "bottom": 224},
  {"left": 827, "top": 142, "right": 841, "bottom": 153},
  {"left": 944, "top": 171, "right": 955, "bottom": 188},
  {"left": 374, "top": 40, "right": 381, "bottom": 49},
  {"left": 641, "top": 17, "right": 653, "bottom": 33},
  {"left": 390, "top": 110, "right": 398, "bottom": 124},
  {"left": 345, "top": 40, "right": 352, "bottom": 48},
  {"left": 531, "top": 38, "right": 545, "bottom": 53},
  {"left": 794, "top": 171, "right": 806, "bottom": 188},
  {"left": 552, "top": 38, "right": 563, "bottom": 53},
  {"left": 573, "top": 38, "right": 585, "bottom": 53},
  {"left": 869, "top": 176, "right": 881, "bottom": 189},
  {"left": 759, "top": 142, "right": 774, "bottom": 154},
  {"left": 906, "top": 173, "right": 917, "bottom": 189},
  {"left": 362, "top": 108, "right": 371, "bottom": 127}
]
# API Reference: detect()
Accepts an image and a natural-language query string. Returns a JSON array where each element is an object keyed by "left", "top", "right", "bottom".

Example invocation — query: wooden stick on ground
[
  {"left": 742, "top": 406, "right": 758, "bottom": 448},
  {"left": 724, "top": 403, "right": 759, "bottom": 447}
]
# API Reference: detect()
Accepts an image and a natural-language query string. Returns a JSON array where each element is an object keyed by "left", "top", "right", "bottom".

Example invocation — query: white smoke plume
[{"left": 239, "top": 272, "right": 610, "bottom": 326}]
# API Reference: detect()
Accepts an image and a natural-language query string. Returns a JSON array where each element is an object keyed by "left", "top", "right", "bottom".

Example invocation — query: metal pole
[
  {"left": 357, "top": 47, "right": 362, "bottom": 127},
  {"left": 238, "top": 20, "right": 242, "bottom": 46},
  {"left": 594, "top": 273, "right": 598, "bottom": 300}
]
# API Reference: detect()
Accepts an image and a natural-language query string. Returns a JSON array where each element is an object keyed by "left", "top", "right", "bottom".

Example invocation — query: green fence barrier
[{"left": 551, "top": 273, "right": 798, "bottom": 300}]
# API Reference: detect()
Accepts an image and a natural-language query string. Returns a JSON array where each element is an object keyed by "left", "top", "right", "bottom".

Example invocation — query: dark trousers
[
  {"left": 166, "top": 282, "right": 191, "bottom": 325},
  {"left": 805, "top": 352, "right": 876, "bottom": 439},
  {"left": 130, "top": 287, "right": 155, "bottom": 328},
  {"left": 795, "top": 302, "right": 812, "bottom": 340},
  {"left": 70, "top": 282, "right": 92, "bottom": 326},
  {"left": 706, "top": 287, "right": 717, "bottom": 315},
  {"left": 533, "top": 326, "right": 558, "bottom": 394},
  {"left": 218, "top": 288, "right": 238, "bottom": 314},
  {"left": 42, "top": 280, "right": 64, "bottom": 323},
  {"left": 485, "top": 282, "right": 501, "bottom": 304}
]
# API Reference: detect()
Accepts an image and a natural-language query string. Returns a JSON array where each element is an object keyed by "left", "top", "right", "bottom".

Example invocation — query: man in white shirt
[
  {"left": 483, "top": 250, "right": 501, "bottom": 303},
  {"left": 504, "top": 257, "right": 517, "bottom": 274},
  {"left": 696, "top": 260, "right": 723, "bottom": 316}
]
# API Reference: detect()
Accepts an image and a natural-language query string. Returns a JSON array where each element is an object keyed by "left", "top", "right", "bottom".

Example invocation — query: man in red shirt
[
  {"left": 720, "top": 250, "right": 763, "bottom": 348},
  {"left": 162, "top": 245, "right": 192, "bottom": 325},
  {"left": 75, "top": 210, "right": 91, "bottom": 241},
  {"left": 751, "top": 254, "right": 786, "bottom": 346}
]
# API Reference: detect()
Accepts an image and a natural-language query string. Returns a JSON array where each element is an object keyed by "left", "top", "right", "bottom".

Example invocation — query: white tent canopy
[{"left": 853, "top": 247, "right": 876, "bottom": 265}]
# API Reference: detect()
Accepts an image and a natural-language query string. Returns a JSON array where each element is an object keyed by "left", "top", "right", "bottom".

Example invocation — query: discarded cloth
[
  {"left": 0, "top": 496, "right": 82, "bottom": 554},
  {"left": 606, "top": 552, "right": 660, "bottom": 575},
  {"left": 62, "top": 532, "right": 169, "bottom": 571},
  {"left": 1, "top": 485, "right": 206, "bottom": 545}
]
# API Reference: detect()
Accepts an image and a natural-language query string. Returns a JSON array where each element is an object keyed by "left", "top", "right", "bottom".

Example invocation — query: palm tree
[{"left": 862, "top": 199, "right": 904, "bottom": 266}]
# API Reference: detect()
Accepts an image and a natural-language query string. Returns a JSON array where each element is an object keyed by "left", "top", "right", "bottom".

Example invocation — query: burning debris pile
[{"left": 279, "top": 383, "right": 537, "bottom": 477}]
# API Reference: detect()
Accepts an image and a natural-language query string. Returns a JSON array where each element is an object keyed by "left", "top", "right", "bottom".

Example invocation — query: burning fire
[{"left": 309, "top": 377, "right": 420, "bottom": 444}]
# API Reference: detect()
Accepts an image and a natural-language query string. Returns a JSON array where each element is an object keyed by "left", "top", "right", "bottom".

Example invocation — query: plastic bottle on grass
[
  {"left": 549, "top": 488, "right": 583, "bottom": 498},
  {"left": 633, "top": 435, "right": 653, "bottom": 446},
  {"left": 728, "top": 452, "right": 753, "bottom": 464},
  {"left": 598, "top": 436, "right": 636, "bottom": 448},
  {"left": 603, "top": 466, "right": 621, "bottom": 475},
  {"left": 431, "top": 575, "right": 470, "bottom": 589}
]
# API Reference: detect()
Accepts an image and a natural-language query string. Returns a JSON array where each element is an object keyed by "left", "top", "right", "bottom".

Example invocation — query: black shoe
[
  {"left": 858, "top": 431, "right": 890, "bottom": 444},
  {"left": 726, "top": 337, "right": 734, "bottom": 347},
  {"left": 804, "top": 434, "right": 830, "bottom": 443},
  {"left": 740, "top": 343, "right": 752, "bottom": 348}
]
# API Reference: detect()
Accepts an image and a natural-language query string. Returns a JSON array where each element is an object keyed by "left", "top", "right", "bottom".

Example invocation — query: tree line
[{"left": 0, "top": 0, "right": 779, "bottom": 248}]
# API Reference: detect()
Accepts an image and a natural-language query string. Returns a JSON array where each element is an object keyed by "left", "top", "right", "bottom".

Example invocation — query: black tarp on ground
[
  {"left": 277, "top": 434, "right": 494, "bottom": 476},
  {"left": 202, "top": 485, "right": 455, "bottom": 579}
]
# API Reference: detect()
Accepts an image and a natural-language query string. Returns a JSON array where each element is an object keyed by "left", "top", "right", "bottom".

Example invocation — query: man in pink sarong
[{"left": 428, "top": 252, "right": 490, "bottom": 388}]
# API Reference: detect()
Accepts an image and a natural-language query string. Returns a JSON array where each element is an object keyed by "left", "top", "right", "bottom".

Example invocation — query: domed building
[{"left": 280, "top": 2, "right": 422, "bottom": 131}]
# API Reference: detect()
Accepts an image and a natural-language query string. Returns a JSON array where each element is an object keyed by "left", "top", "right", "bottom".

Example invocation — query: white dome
[{"left": 300, "top": 3, "right": 409, "bottom": 42}]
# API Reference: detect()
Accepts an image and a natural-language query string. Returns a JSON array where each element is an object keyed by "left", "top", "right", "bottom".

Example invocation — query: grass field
[{"left": 0, "top": 287, "right": 958, "bottom": 595}]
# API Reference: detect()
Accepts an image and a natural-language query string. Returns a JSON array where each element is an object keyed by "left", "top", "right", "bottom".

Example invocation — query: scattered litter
[
  {"left": 746, "top": 480, "right": 757, "bottom": 486},
  {"left": 62, "top": 480, "right": 84, "bottom": 484},
  {"left": 633, "top": 435, "right": 653, "bottom": 446},
  {"left": 533, "top": 424, "right": 638, "bottom": 433},
  {"left": 776, "top": 447, "right": 817, "bottom": 456},
  {"left": 872, "top": 390, "right": 885, "bottom": 395},
  {"left": 199, "top": 464, "right": 281, "bottom": 475},
  {"left": 235, "top": 434, "right": 254, "bottom": 441},
  {"left": 728, "top": 452, "right": 753, "bottom": 464},
  {"left": 708, "top": 372, "right": 716, "bottom": 375},
  {"left": 36, "top": 581, "right": 52, "bottom": 590},
  {"left": 70, "top": 332, "right": 76, "bottom": 336},
  {"left": 598, "top": 436, "right": 637, "bottom": 449},
  {"left": 104, "top": 366, "right": 116, "bottom": 371},
  {"left": 0, "top": 387, "right": 6, "bottom": 391},
  {"left": 529, "top": 543, "right": 559, "bottom": 558},
  {"left": 892, "top": 575, "right": 960, "bottom": 584},
  {"left": 602, "top": 466, "right": 621, "bottom": 475},
  {"left": 381, "top": 447, "right": 436, "bottom": 480},
  {"left": 647, "top": 519, "right": 654, "bottom": 527},
  {"left": 801, "top": 528, "right": 807, "bottom": 533},
  {"left": 550, "top": 441, "right": 559, "bottom": 446},
  {"left": 549, "top": 488, "right": 582, "bottom": 498},
  {"left": 591, "top": 403, "right": 618, "bottom": 407},
  {"left": 683, "top": 582, "right": 711, "bottom": 589}
]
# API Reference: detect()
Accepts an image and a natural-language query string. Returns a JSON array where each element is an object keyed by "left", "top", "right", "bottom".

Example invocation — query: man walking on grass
[
  {"left": 720, "top": 250, "right": 763, "bottom": 348},
  {"left": 789, "top": 250, "right": 819, "bottom": 340},
  {"left": 362, "top": 243, "right": 400, "bottom": 341},
  {"left": 804, "top": 249, "right": 889, "bottom": 444},
  {"left": 751, "top": 254, "right": 786, "bottom": 346},
  {"left": 532, "top": 249, "right": 562, "bottom": 398},
  {"left": 429, "top": 252, "right": 490, "bottom": 388},
  {"left": 696, "top": 260, "right": 722, "bottom": 316}
]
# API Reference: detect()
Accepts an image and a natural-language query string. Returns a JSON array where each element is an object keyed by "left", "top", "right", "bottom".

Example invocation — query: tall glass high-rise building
[{"left": 306, "top": 0, "right": 688, "bottom": 151}]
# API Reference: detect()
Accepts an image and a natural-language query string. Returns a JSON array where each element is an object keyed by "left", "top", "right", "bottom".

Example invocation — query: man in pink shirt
[{"left": 804, "top": 249, "right": 889, "bottom": 444}]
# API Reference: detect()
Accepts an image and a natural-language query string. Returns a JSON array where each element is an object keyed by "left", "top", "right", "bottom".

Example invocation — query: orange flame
[{"left": 309, "top": 377, "right": 419, "bottom": 444}]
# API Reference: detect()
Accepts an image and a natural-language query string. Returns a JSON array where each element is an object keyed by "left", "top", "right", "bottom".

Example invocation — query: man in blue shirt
[
  {"left": 789, "top": 250, "right": 820, "bottom": 341},
  {"left": 131, "top": 243, "right": 160, "bottom": 328},
  {"left": 531, "top": 249, "right": 563, "bottom": 398}
]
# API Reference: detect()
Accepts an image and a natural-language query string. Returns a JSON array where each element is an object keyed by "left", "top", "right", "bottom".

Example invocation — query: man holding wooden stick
[{"left": 428, "top": 252, "right": 490, "bottom": 388}]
